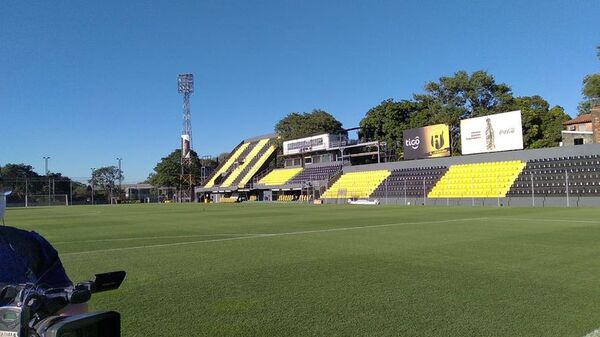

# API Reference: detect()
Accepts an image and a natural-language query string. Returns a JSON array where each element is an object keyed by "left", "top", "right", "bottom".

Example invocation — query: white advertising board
[
  {"left": 283, "top": 134, "right": 331, "bottom": 155},
  {"left": 460, "top": 110, "right": 523, "bottom": 155}
]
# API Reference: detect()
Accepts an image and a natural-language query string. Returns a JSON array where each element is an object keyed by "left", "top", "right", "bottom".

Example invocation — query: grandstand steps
[
  {"left": 428, "top": 161, "right": 525, "bottom": 198},
  {"left": 372, "top": 166, "right": 448, "bottom": 198},
  {"left": 204, "top": 141, "right": 250, "bottom": 188},
  {"left": 219, "top": 139, "right": 264, "bottom": 188},
  {"left": 234, "top": 139, "right": 278, "bottom": 188},
  {"left": 321, "top": 170, "right": 391, "bottom": 199},
  {"left": 257, "top": 167, "right": 303, "bottom": 187}
]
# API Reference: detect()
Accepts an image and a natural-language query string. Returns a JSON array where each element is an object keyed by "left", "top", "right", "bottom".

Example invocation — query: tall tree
[
  {"left": 275, "top": 109, "right": 345, "bottom": 141},
  {"left": 359, "top": 70, "right": 514, "bottom": 155},
  {"left": 359, "top": 99, "right": 418, "bottom": 158},
  {"left": 577, "top": 45, "right": 600, "bottom": 115},
  {"left": 509, "top": 96, "right": 570, "bottom": 148},
  {"left": 90, "top": 166, "right": 123, "bottom": 201},
  {"left": 0, "top": 164, "right": 42, "bottom": 201},
  {"left": 147, "top": 149, "right": 202, "bottom": 188}
]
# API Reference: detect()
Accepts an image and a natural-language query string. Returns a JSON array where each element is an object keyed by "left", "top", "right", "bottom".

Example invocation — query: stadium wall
[
  {"left": 344, "top": 143, "right": 600, "bottom": 173},
  {"left": 331, "top": 144, "right": 600, "bottom": 207}
]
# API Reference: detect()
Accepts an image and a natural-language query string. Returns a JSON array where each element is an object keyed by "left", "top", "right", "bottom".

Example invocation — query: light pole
[
  {"left": 90, "top": 167, "right": 95, "bottom": 205},
  {"left": 43, "top": 156, "right": 50, "bottom": 206},
  {"left": 116, "top": 157, "right": 123, "bottom": 194}
]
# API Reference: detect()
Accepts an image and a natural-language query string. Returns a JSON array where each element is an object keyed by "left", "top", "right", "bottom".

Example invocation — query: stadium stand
[
  {"left": 204, "top": 142, "right": 249, "bottom": 188},
  {"left": 372, "top": 166, "right": 448, "bottom": 198},
  {"left": 299, "top": 194, "right": 312, "bottom": 202},
  {"left": 508, "top": 155, "right": 600, "bottom": 197},
  {"left": 258, "top": 167, "right": 303, "bottom": 186},
  {"left": 276, "top": 194, "right": 295, "bottom": 202},
  {"left": 287, "top": 163, "right": 343, "bottom": 185},
  {"left": 237, "top": 140, "right": 277, "bottom": 188},
  {"left": 221, "top": 138, "right": 270, "bottom": 187},
  {"left": 428, "top": 161, "right": 525, "bottom": 198},
  {"left": 220, "top": 196, "right": 238, "bottom": 203},
  {"left": 321, "top": 170, "right": 391, "bottom": 199}
]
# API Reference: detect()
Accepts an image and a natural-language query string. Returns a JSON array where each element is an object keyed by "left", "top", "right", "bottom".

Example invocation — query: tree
[
  {"left": 577, "top": 74, "right": 600, "bottom": 115},
  {"left": 359, "top": 99, "right": 418, "bottom": 159},
  {"left": 577, "top": 46, "right": 600, "bottom": 115},
  {"left": 413, "top": 70, "right": 514, "bottom": 153},
  {"left": 147, "top": 149, "right": 202, "bottom": 189},
  {"left": 275, "top": 109, "right": 345, "bottom": 141},
  {"left": 0, "top": 164, "right": 42, "bottom": 201},
  {"left": 359, "top": 70, "right": 515, "bottom": 155},
  {"left": 90, "top": 166, "right": 123, "bottom": 201},
  {"left": 583, "top": 74, "right": 600, "bottom": 99},
  {"left": 509, "top": 96, "right": 570, "bottom": 148}
]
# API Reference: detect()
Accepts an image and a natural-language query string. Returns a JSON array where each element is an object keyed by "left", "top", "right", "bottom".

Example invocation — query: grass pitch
[{"left": 6, "top": 204, "right": 600, "bottom": 337}]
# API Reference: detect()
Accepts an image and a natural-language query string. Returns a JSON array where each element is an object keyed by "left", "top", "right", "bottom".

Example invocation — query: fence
[
  {"left": 3, "top": 177, "right": 177, "bottom": 207},
  {"left": 372, "top": 170, "right": 597, "bottom": 207}
]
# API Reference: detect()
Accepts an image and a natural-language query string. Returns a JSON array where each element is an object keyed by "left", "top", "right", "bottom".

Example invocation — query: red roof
[{"left": 563, "top": 113, "right": 592, "bottom": 126}]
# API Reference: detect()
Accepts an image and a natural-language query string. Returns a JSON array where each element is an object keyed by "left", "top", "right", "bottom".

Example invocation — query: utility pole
[
  {"left": 43, "top": 156, "right": 50, "bottom": 206},
  {"left": 90, "top": 167, "right": 95, "bottom": 205},
  {"left": 24, "top": 175, "right": 28, "bottom": 208},
  {"left": 117, "top": 157, "right": 123, "bottom": 196}
]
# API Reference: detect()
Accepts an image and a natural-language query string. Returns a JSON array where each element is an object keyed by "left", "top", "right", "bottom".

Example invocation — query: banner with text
[
  {"left": 460, "top": 110, "right": 523, "bottom": 155},
  {"left": 283, "top": 134, "right": 332, "bottom": 155},
  {"left": 403, "top": 124, "right": 451, "bottom": 160}
]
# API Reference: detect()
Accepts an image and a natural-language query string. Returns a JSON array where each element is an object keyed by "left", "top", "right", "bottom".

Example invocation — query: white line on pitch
[
  {"left": 494, "top": 217, "right": 600, "bottom": 225},
  {"left": 60, "top": 217, "right": 487, "bottom": 256},
  {"left": 52, "top": 233, "right": 260, "bottom": 244}
]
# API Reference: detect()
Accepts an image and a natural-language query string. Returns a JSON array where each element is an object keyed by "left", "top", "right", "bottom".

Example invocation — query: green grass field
[{"left": 5, "top": 204, "right": 600, "bottom": 337}]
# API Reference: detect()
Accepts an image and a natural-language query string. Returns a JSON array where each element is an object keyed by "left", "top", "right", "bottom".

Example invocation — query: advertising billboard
[
  {"left": 283, "top": 134, "right": 332, "bottom": 155},
  {"left": 460, "top": 110, "right": 523, "bottom": 155},
  {"left": 403, "top": 124, "right": 451, "bottom": 160}
]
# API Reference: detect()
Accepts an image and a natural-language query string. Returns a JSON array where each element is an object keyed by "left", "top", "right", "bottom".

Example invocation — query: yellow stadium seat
[
  {"left": 428, "top": 161, "right": 525, "bottom": 198},
  {"left": 258, "top": 168, "right": 303, "bottom": 186},
  {"left": 321, "top": 170, "right": 391, "bottom": 199}
]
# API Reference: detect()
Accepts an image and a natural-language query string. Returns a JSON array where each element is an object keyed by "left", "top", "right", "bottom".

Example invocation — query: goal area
[{"left": 26, "top": 194, "right": 69, "bottom": 207}]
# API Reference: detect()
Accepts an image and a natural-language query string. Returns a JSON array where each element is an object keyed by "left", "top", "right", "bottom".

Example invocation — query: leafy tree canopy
[
  {"left": 275, "top": 109, "right": 345, "bottom": 141},
  {"left": 359, "top": 70, "right": 569, "bottom": 155},
  {"left": 359, "top": 99, "right": 418, "bottom": 157},
  {"left": 509, "top": 96, "right": 570, "bottom": 148},
  {"left": 147, "top": 149, "right": 202, "bottom": 188},
  {"left": 582, "top": 74, "right": 600, "bottom": 100}
]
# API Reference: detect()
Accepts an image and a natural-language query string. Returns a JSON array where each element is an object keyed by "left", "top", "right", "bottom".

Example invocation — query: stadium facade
[{"left": 197, "top": 105, "right": 600, "bottom": 207}]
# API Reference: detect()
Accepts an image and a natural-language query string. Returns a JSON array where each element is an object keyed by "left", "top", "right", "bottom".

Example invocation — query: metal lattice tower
[{"left": 177, "top": 74, "right": 194, "bottom": 202}]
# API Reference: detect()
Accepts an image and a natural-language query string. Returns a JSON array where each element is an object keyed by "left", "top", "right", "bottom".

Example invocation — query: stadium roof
[{"left": 563, "top": 113, "right": 592, "bottom": 125}]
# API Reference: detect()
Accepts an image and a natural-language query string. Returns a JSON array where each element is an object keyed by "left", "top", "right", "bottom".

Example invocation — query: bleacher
[
  {"left": 428, "top": 161, "right": 525, "bottom": 198},
  {"left": 372, "top": 166, "right": 447, "bottom": 198},
  {"left": 257, "top": 167, "right": 303, "bottom": 186},
  {"left": 287, "top": 163, "right": 342, "bottom": 185},
  {"left": 508, "top": 155, "right": 600, "bottom": 197},
  {"left": 236, "top": 140, "right": 277, "bottom": 188},
  {"left": 220, "top": 196, "right": 238, "bottom": 203},
  {"left": 221, "top": 138, "right": 270, "bottom": 187},
  {"left": 204, "top": 142, "right": 249, "bottom": 188},
  {"left": 201, "top": 135, "right": 277, "bottom": 190},
  {"left": 198, "top": 130, "right": 600, "bottom": 206},
  {"left": 321, "top": 170, "right": 391, "bottom": 199},
  {"left": 276, "top": 194, "right": 295, "bottom": 202}
]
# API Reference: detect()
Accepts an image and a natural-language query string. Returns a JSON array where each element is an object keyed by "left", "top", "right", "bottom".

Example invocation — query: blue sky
[{"left": 1, "top": 0, "right": 598, "bottom": 182}]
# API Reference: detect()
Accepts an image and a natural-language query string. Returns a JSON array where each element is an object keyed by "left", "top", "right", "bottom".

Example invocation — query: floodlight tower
[{"left": 177, "top": 73, "right": 194, "bottom": 202}]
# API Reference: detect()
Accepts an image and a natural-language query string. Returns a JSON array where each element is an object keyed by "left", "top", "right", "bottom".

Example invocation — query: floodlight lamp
[{"left": 177, "top": 74, "right": 194, "bottom": 94}]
